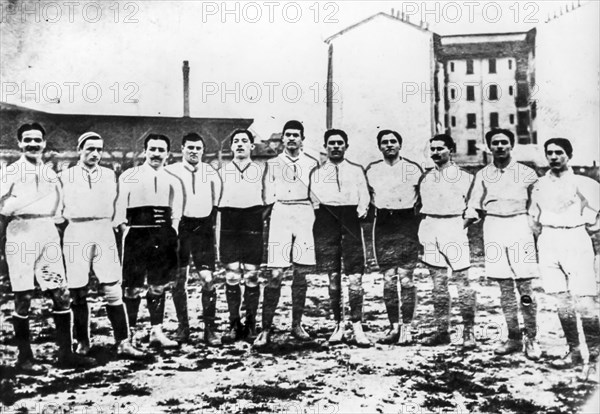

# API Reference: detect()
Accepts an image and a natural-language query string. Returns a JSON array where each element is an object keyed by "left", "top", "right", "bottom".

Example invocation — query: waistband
[
  {"left": 219, "top": 205, "right": 263, "bottom": 213},
  {"left": 127, "top": 206, "right": 172, "bottom": 226},
  {"left": 12, "top": 214, "right": 54, "bottom": 220},
  {"left": 542, "top": 224, "right": 585, "bottom": 230},
  {"left": 423, "top": 214, "right": 462, "bottom": 219},
  {"left": 69, "top": 217, "right": 111, "bottom": 223},
  {"left": 485, "top": 212, "right": 528, "bottom": 218},
  {"left": 276, "top": 199, "right": 312, "bottom": 206}
]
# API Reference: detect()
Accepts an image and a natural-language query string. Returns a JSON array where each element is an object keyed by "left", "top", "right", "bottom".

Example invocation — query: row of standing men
[{"left": 0, "top": 121, "right": 598, "bottom": 380}]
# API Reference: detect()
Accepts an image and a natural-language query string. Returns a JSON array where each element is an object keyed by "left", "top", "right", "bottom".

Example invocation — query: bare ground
[{"left": 1, "top": 264, "right": 599, "bottom": 414}]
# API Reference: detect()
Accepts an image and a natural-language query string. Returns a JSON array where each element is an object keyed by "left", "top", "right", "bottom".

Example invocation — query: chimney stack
[{"left": 183, "top": 60, "right": 190, "bottom": 118}]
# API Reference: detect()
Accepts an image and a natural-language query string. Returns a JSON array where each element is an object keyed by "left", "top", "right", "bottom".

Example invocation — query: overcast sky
[{"left": 0, "top": 0, "right": 585, "bottom": 149}]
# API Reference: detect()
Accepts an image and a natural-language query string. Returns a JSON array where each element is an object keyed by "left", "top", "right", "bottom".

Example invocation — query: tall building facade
[{"left": 436, "top": 31, "right": 536, "bottom": 163}]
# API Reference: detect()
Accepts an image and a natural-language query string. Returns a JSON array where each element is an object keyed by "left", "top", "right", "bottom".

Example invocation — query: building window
[
  {"left": 444, "top": 114, "right": 448, "bottom": 128},
  {"left": 508, "top": 59, "right": 513, "bottom": 70},
  {"left": 450, "top": 62, "right": 454, "bottom": 72},
  {"left": 467, "top": 113, "right": 476, "bottom": 129},
  {"left": 466, "top": 59, "right": 474, "bottom": 74},
  {"left": 488, "top": 84, "right": 498, "bottom": 101},
  {"left": 509, "top": 85, "right": 514, "bottom": 96},
  {"left": 450, "top": 88, "right": 456, "bottom": 100},
  {"left": 466, "top": 85, "right": 475, "bottom": 101},
  {"left": 489, "top": 58, "right": 496, "bottom": 74},
  {"left": 451, "top": 116, "right": 456, "bottom": 127},
  {"left": 467, "top": 140, "right": 477, "bottom": 155},
  {"left": 490, "top": 112, "right": 499, "bottom": 128},
  {"left": 510, "top": 114, "right": 515, "bottom": 124}
]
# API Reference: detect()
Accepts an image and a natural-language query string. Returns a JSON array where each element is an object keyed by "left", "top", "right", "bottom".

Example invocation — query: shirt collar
[
  {"left": 283, "top": 152, "right": 301, "bottom": 163},
  {"left": 183, "top": 159, "right": 199, "bottom": 172},
  {"left": 491, "top": 158, "right": 516, "bottom": 172},
  {"left": 434, "top": 161, "right": 457, "bottom": 171},
  {"left": 142, "top": 161, "right": 163, "bottom": 173},
  {"left": 18, "top": 154, "right": 43, "bottom": 167},
  {"left": 77, "top": 161, "right": 99, "bottom": 174},
  {"left": 546, "top": 166, "right": 574, "bottom": 179},
  {"left": 324, "top": 159, "right": 346, "bottom": 168}
]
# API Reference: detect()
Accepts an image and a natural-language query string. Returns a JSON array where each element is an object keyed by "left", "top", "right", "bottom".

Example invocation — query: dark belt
[{"left": 127, "top": 206, "right": 172, "bottom": 226}]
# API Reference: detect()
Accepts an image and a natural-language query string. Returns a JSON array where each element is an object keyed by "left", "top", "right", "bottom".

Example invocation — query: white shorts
[
  {"left": 419, "top": 216, "right": 471, "bottom": 271},
  {"left": 5, "top": 218, "right": 67, "bottom": 292},
  {"left": 483, "top": 215, "right": 538, "bottom": 280},
  {"left": 538, "top": 226, "right": 597, "bottom": 296},
  {"left": 63, "top": 220, "right": 121, "bottom": 288},
  {"left": 267, "top": 202, "right": 316, "bottom": 268}
]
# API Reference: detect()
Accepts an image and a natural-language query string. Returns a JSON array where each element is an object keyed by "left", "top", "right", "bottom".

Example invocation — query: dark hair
[
  {"left": 182, "top": 132, "right": 205, "bottom": 147},
  {"left": 485, "top": 128, "right": 515, "bottom": 148},
  {"left": 544, "top": 138, "right": 573, "bottom": 158},
  {"left": 376, "top": 129, "right": 402, "bottom": 146},
  {"left": 144, "top": 133, "right": 171, "bottom": 151},
  {"left": 282, "top": 120, "right": 304, "bottom": 138},
  {"left": 17, "top": 123, "right": 45, "bottom": 141},
  {"left": 324, "top": 129, "right": 348, "bottom": 146},
  {"left": 229, "top": 129, "right": 254, "bottom": 144},
  {"left": 430, "top": 134, "right": 456, "bottom": 152}
]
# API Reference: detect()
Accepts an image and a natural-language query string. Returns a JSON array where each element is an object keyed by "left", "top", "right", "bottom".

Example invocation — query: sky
[{"left": 0, "top": 0, "right": 592, "bottom": 154}]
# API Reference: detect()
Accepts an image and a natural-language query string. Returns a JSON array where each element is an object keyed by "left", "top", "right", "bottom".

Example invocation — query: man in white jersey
[
  {"left": 1, "top": 123, "right": 96, "bottom": 374},
  {"left": 60, "top": 132, "right": 144, "bottom": 358},
  {"left": 465, "top": 128, "right": 541, "bottom": 360},
  {"left": 365, "top": 129, "right": 423, "bottom": 345},
  {"left": 529, "top": 138, "right": 599, "bottom": 380},
  {"left": 165, "top": 132, "right": 222, "bottom": 346},
  {"left": 310, "top": 129, "right": 371, "bottom": 347},
  {"left": 219, "top": 129, "right": 265, "bottom": 344},
  {"left": 254, "top": 120, "right": 319, "bottom": 348},
  {"left": 114, "top": 134, "right": 184, "bottom": 348},
  {"left": 417, "top": 134, "right": 476, "bottom": 348}
]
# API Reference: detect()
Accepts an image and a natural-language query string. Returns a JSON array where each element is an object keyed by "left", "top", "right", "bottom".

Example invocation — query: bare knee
[
  {"left": 102, "top": 281, "right": 123, "bottom": 305},
  {"left": 14, "top": 291, "right": 33, "bottom": 317},
  {"left": 49, "top": 287, "right": 71, "bottom": 310},
  {"left": 70, "top": 287, "right": 88, "bottom": 305},
  {"left": 124, "top": 287, "right": 145, "bottom": 299},
  {"left": 244, "top": 270, "right": 260, "bottom": 288},
  {"left": 148, "top": 284, "right": 168, "bottom": 296},
  {"left": 199, "top": 269, "right": 214, "bottom": 290},
  {"left": 266, "top": 268, "right": 283, "bottom": 288},
  {"left": 348, "top": 273, "right": 363, "bottom": 289}
]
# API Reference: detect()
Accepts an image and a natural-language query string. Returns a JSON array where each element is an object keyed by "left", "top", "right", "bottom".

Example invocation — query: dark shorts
[
  {"left": 313, "top": 205, "right": 365, "bottom": 275},
  {"left": 179, "top": 215, "right": 216, "bottom": 271},
  {"left": 122, "top": 226, "right": 178, "bottom": 288},
  {"left": 219, "top": 205, "right": 264, "bottom": 265},
  {"left": 374, "top": 208, "right": 421, "bottom": 271}
]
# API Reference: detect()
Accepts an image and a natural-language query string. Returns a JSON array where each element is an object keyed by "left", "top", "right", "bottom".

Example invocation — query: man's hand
[
  {"left": 463, "top": 217, "right": 478, "bottom": 229},
  {"left": 262, "top": 204, "right": 274, "bottom": 223},
  {"left": 55, "top": 219, "right": 69, "bottom": 239}
]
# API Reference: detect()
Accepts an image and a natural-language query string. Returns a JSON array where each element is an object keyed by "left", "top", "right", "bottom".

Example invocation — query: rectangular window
[
  {"left": 467, "top": 140, "right": 477, "bottom": 155},
  {"left": 489, "top": 58, "right": 496, "bottom": 73},
  {"left": 488, "top": 84, "right": 498, "bottom": 101},
  {"left": 508, "top": 59, "right": 513, "bottom": 70},
  {"left": 510, "top": 114, "right": 515, "bottom": 124},
  {"left": 466, "top": 85, "right": 475, "bottom": 101},
  {"left": 450, "top": 88, "right": 456, "bottom": 100},
  {"left": 451, "top": 116, "right": 456, "bottom": 127},
  {"left": 509, "top": 85, "right": 514, "bottom": 96},
  {"left": 466, "top": 59, "right": 474, "bottom": 74},
  {"left": 450, "top": 62, "right": 454, "bottom": 72},
  {"left": 467, "top": 113, "right": 476, "bottom": 129},
  {"left": 490, "top": 112, "right": 499, "bottom": 128}
]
